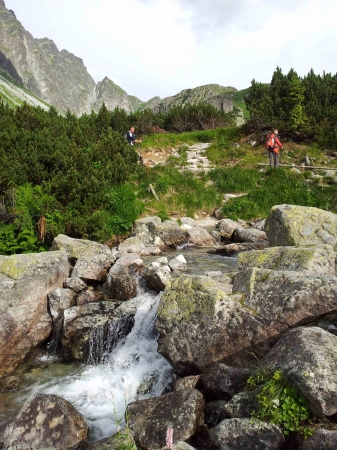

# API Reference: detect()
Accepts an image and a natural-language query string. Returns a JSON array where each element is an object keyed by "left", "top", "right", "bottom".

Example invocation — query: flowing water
[{"left": 0, "top": 250, "right": 236, "bottom": 442}]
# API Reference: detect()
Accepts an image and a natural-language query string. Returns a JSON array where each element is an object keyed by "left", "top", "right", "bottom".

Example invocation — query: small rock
[
  {"left": 215, "top": 208, "right": 224, "bottom": 220},
  {"left": 118, "top": 237, "right": 145, "bottom": 253},
  {"left": 64, "top": 276, "right": 87, "bottom": 293}
]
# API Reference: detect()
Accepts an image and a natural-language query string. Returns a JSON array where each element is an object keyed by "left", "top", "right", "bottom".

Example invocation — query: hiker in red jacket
[{"left": 266, "top": 129, "right": 283, "bottom": 168}]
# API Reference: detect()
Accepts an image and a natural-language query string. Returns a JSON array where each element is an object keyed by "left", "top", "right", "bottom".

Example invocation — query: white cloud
[{"left": 4, "top": 0, "right": 337, "bottom": 100}]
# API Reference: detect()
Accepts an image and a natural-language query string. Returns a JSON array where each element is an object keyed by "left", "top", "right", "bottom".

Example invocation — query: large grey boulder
[
  {"left": 237, "top": 244, "right": 336, "bottom": 276},
  {"left": 152, "top": 220, "right": 186, "bottom": 247},
  {"left": 233, "top": 268, "right": 337, "bottom": 332},
  {"left": 187, "top": 227, "right": 216, "bottom": 247},
  {"left": 263, "top": 327, "right": 337, "bottom": 417},
  {"left": 1, "top": 393, "right": 88, "bottom": 449},
  {"left": 62, "top": 301, "right": 135, "bottom": 361},
  {"left": 0, "top": 251, "right": 70, "bottom": 376},
  {"left": 265, "top": 204, "right": 337, "bottom": 247},
  {"left": 108, "top": 253, "right": 143, "bottom": 301},
  {"left": 209, "top": 418, "right": 284, "bottom": 450},
  {"left": 156, "top": 268, "right": 337, "bottom": 374},
  {"left": 134, "top": 222, "right": 155, "bottom": 245},
  {"left": 127, "top": 389, "right": 204, "bottom": 449},
  {"left": 156, "top": 274, "right": 254, "bottom": 374},
  {"left": 233, "top": 227, "right": 267, "bottom": 243},
  {"left": 51, "top": 234, "right": 112, "bottom": 264}
]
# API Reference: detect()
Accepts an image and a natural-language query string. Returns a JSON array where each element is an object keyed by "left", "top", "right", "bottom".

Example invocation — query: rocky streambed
[{"left": 1, "top": 205, "right": 337, "bottom": 449}]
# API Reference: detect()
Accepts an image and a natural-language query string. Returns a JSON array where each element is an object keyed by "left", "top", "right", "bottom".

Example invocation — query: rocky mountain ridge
[{"left": 0, "top": 1, "right": 236, "bottom": 116}]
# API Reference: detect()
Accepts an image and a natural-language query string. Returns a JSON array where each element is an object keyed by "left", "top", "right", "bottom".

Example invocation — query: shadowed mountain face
[{"left": 0, "top": 1, "right": 235, "bottom": 116}]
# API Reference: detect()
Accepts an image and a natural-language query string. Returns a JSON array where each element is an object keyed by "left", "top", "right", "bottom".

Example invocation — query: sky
[{"left": 4, "top": 0, "right": 337, "bottom": 102}]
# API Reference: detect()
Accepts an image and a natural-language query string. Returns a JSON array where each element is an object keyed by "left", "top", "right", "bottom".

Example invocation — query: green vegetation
[
  {"left": 132, "top": 163, "right": 221, "bottom": 220},
  {"left": 245, "top": 67, "right": 337, "bottom": 149},
  {"left": 247, "top": 368, "right": 313, "bottom": 438}
]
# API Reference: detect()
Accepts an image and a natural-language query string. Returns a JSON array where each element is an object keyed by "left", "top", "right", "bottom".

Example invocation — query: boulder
[
  {"left": 237, "top": 244, "right": 336, "bottom": 275},
  {"left": 157, "top": 269, "right": 337, "bottom": 374},
  {"left": 209, "top": 418, "right": 284, "bottom": 450},
  {"left": 51, "top": 234, "right": 112, "bottom": 264},
  {"left": 201, "top": 364, "right": 250, "bottom": 400},
  {"left": 156, "top": 274, "right": 254, "bottom": 374},
  {"left": 152, "top": 220, "right": 186, "bottom": 247},
  {"left": 71, "top": 259, "right": 108, "bottom": 283},
  {"left": 215, "top": 208, "right": 225, "bottom": 220},
  {"left": 233, "top": 268, "right": 337, "bottom": 333},
  {"left": 48, "top": 288, "right": 76, "bottom": 322},
  {"left": 75, "top": 289, "right": 97, "bottom": 306},
  {"left": 263, "top": 327, "right": 337, "bottom": 416},
  {"left": 301, "top": 429, "right": 337, "bottom": 450},
  {"left": 0, "top": 251, "right": 70, "bottom": 376},
  {"left": 174, "top": 375, "right": 202, "bottom": 391},
  {"left": 108, "top": 253, "right": 143, "bottom": 301},
  {"left": 204, "top": 400, "right": 229, "bottom": 427},
  {"left": 134, "top": 222, "right": 155, "bottom": 245},
  {"left": 145, "top": 265, "right": 172, "bottom": 292},
  {"left": 168, "top": 255, "right": 187, "bottom": 272},
  {"left": 222, "top": 391, "right": 257, "bottom": 418},
  {"left": 180, "top": 217, "right": 196, "bottom": 226},
  {"left": 254, "top": 219, "right": 266, "bottom": 231},
  {"left": 127, "top": 389, "right": 204, "bottom": 449},
  {"left": 233, "top": 227, "right": 267, "bottom": 243},
  {"left": 62, "top": 301, "right": 135, "bottom": 361},
  {"left": 134, "top": 216, "right": 162, "bottom": 231},
  {"left": 1, "top": 393, "right": 88, "bottom": 449},
  {"left": 265, "top": 204, "right": 337, "bottom": 247},
  {"left": 217, "top": 219, "right": 241, "bottom": 240},
  {"left": 118, "top": 236, "right": 145, "bottom": 253},
  {"left": 64, "top": 276, "right": 87, "bottom": 293},
  {"left": 187, "top": 227, "right": 216, "bottom": 247},
  {"left": 139, "top": 246, "right": 162, "bottom": 256}
]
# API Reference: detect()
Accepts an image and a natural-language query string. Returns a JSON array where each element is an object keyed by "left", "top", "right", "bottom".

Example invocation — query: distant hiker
[
  {"left": 126, "top": 126, "right": 143, "bottom": 165},
  {"left": 126, "top": 126, "right": 142, "bottom": 145},
  {"left": 266, "top": 129, "right": 283, "bottom": 168}
]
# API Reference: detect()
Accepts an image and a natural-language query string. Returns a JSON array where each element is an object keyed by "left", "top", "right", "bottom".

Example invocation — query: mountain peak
[{"left": 0, "top": 1, "right": 6, "bottom": 9}]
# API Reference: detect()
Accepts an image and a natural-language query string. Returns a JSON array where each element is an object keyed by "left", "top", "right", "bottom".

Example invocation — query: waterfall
[{"left": 28, "top": 292, "right": 173, "bottom": 442}]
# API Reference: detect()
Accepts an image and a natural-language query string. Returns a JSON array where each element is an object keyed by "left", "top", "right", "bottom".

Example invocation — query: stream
[{"left": 0, "top": 248, "right": 236, "bottom": 443}]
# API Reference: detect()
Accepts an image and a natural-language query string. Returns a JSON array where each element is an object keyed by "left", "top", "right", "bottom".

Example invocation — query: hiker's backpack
[{"left": 266, "top": 134, "right": 275, "bottom": 149}]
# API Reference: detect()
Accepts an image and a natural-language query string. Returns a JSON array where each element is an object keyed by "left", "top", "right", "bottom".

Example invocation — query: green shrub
[{"left": 247, "top": 368, "right": 313, "bottom": 437}]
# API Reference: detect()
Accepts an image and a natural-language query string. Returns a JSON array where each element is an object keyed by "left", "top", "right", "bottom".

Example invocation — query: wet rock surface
[{"left": 62, "top": 301, "right": 135, "bottom": 361}]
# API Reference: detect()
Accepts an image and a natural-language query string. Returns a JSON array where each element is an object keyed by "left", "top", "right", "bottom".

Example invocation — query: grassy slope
[{"left": 134, "top": 127, "right": 337, "bottom": 222}]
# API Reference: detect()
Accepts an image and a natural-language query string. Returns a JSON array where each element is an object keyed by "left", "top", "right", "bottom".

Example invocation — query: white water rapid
[{"left": 26, "top": 292, "right": 173, "bottom": 442}]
